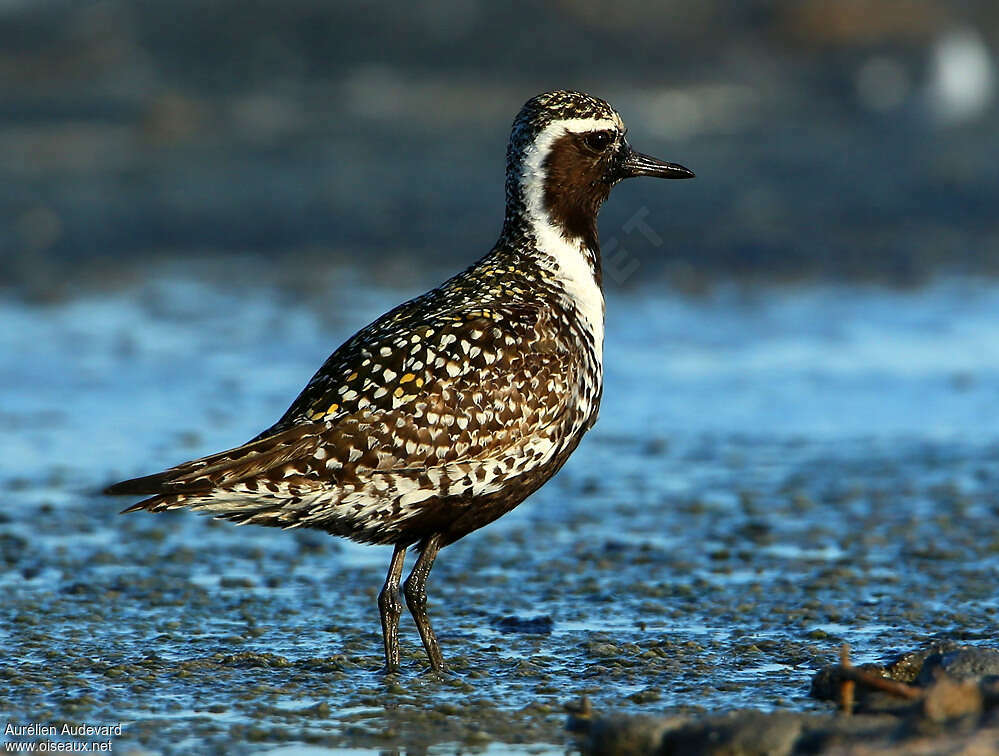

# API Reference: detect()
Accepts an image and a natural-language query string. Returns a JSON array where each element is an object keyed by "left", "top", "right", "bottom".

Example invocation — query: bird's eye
[{"left": 584, "top": 131, "right": 612, "bottom": 152}]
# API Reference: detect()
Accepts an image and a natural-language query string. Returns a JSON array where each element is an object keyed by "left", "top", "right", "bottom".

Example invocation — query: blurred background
[
  {"left": 2, "top": 0, "right": 998, "bottom": 298},
  {"left": 4, "top": 3, "right": 999, "bottom": 751}
]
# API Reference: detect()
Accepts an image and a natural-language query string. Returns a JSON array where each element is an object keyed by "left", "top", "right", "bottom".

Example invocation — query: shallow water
[{"left": 3, "top": 270, "right": 999, "bottom": 753}]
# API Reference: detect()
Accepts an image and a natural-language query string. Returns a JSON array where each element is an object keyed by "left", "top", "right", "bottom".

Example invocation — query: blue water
[{"left": 7, "top": 274, "right": 999, "bottom": 484}]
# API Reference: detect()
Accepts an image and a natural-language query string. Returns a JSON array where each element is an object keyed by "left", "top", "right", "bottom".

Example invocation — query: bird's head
[{"left": 504, "top": 90, "right": 694, "bottom": 250}]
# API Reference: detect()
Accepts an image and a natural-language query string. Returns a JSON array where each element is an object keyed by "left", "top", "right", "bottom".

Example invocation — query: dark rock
[
  {"left": 660, "top": 710, "right": 803, "bottom": 756},
  {"left": 492, "top": 615, "right": 554, "bottom": 635},
  {"left": 581, "top": 714, "right": 686, "bottom": 756},
  {"left": 214, "top": 652, "right": 291, "bottom": 668},
  {"left": 812, "top": 642, "right": 999, "bottom": 715},
  {"left": 809, "top": 661, "right": 886, "bottom": 701},
  {"left": 917, "top": 648, "right": 999, "bottom": 684},
  {"left": 884, "top": 641, "right": 965, "bottom": 682}
]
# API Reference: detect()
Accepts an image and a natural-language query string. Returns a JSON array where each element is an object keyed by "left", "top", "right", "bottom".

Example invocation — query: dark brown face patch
[{"left": 541, "top": 132, "right": 617, "bottom": 250}]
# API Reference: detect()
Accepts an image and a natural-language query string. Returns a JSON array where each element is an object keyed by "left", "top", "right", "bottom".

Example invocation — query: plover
[{"left": 106, "top": 90, "right": 694, "bottom": 674}]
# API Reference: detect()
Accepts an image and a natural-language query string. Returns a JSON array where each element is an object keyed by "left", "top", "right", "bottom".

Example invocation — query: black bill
[{"left": 616, "top": 147, "right": 695, "bottom": 180}]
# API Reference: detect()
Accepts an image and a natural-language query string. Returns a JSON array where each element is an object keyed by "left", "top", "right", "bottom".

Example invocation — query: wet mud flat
[
  {"left": 3, "top": 276, "right": 999, "bottom": 752},
  {"left": 4, "top": 431, "right": 999, "bottom": 753}
]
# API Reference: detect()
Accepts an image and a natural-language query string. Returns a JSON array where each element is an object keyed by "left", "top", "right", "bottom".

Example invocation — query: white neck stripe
[{"left": 518, "top": 117, "right": 614, "bottom": 364}]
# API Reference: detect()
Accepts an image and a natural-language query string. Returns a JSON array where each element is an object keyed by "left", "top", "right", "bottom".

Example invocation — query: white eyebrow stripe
[{"left": 544, "top": 117, "right": 620, "bottom": 135}]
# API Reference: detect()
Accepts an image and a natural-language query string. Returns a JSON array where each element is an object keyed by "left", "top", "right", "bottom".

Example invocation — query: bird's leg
[
  {"left": 377, "top": 543, "right": 407, "bottom": 673},
  {"left": 403, "top": 533, "right": 445, "bottom": 673}
]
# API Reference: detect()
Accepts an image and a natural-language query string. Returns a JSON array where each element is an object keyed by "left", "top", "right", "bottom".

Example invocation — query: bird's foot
[{"left": 418, "top": 663, "right": 452, "bottom": 681}]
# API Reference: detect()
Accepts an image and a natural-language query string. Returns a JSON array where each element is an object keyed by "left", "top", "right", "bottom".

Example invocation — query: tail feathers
[
  {"left": 105, "top": 472, "right": 196, "bottom": 514},
  {"left": 120, "top": 494, "right": 176, "bottom": 514},
  {"left": 104, "top": 471, "right": 192, "bottom": 496},
  {"left": 105, "top": 424, "right": 322, "bottom": 513}
]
